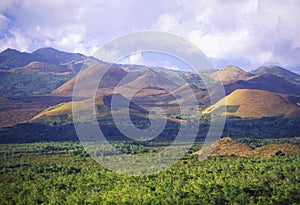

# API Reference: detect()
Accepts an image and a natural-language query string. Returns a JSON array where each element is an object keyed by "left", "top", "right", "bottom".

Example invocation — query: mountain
[
  {"left": 0, "top": 70, "right": 75, "bottom": 96},
  {"left": 52, "top": 64, "right": 128, "bottom": 96},
  {"left": 0, "top": 48, "right": 35, "bottom": 69},
  {"left": 31, "top": 47, "right": 86, "bottom": 65},
  {"left": 0, "top": 47, "right": 103, "bottom": 96},
  {"left": 223, "top": 73, "right": 300, "bottom": 96},
  {"left": 252, "top": 65, "right": 300, "bottom": 85},
  {"left": 168, "top": 83, "right": 208, "bottom": 105},
  {"left": 0, "top": 47, "right": 90, "bottom": 70},
  {"left": 193, "top": 137, "right": 300, "bottom": 157},
  {"left": 2, "top": 46, "right": 300, "bottom": 142},
  {"left": 202, "top": 89, "right": 300, "bottom": 118},
  {"left": 210, "top": 65, "right": 253, "bottom": 83},
  {"left": 9, "top": 61, "right": 86, "bottom": 74},
  {"left": 120, "top": 68, "right": 178, "bottom": 91},
  {"left": 113, "top": 68, "right": 179, "bottom": 101},
  {"left": 31, "top": 93, "right": 148, "bottom": 125}
]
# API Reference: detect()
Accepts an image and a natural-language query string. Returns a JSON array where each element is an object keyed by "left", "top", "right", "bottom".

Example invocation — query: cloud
[
  {"left": 0, "top": 0, "right": 171, "bottom": 53},
  {"left": 129, "top": 51, "right": 143, "bottom": 65},
  {"left": 120, "top": 51, "right": 183, "bottom": 71},
  {"left": 152, "top": 0, "right": 300, "bottom": 69},
  {"left": 0, "top": 0, "right": 300, "bottom": 71}
]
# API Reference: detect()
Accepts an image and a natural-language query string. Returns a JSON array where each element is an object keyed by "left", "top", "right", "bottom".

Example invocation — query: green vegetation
[
  {"left": 0, "top": 71, "right": 74, "bottom": 95},
  {"left": 238, "top": 136, "right": 300, "bottom": 148},
  {"left": 222, "top": 116, "right": 300, "bottom": 139},
  {"left": 0, "top": 140, "right": 300, "bottom": 204}
]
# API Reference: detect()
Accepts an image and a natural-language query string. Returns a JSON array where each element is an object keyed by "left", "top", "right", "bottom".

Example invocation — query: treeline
[{"left": 1, "top": 116, "right": 300, "bottom": 144}]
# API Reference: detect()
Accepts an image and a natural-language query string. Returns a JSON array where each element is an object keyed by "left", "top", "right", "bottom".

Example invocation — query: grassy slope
[{"left": 203, "top": 89, "right": 300, "bottom": 118}]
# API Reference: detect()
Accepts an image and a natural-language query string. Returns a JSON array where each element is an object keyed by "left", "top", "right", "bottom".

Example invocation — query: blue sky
[{"left": 1, "top": 0, "right": 300, "bottom": 73}]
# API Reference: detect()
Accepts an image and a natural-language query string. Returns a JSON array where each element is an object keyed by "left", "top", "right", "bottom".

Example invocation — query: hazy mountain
[
  {"left": 0, "top": 48, "right": 35, "bottom": 69},
  {"left": 0, "top": 47, "right": 91, "bottom": 70},
  {"left": 202, "top": 89, "right": 300, "bottom": 118},
  {"left": 223, "top": 73, "right": 300, "bottom": 96},
  {"left": 31, "top": 47, "right": 87, "bottom": 65},
  {"left": 252, "top": 65, "right": 300, "bottom": 85}
]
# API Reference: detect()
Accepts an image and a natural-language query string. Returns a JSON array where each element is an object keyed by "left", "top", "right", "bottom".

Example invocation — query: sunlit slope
[{"left": 202, "top": 89, "right": 300, "bottom": 118}]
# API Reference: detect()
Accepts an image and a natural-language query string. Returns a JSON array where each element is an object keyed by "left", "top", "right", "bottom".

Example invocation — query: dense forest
[{"left": 1, "top": 139, "right": 300, "bottom": 204}]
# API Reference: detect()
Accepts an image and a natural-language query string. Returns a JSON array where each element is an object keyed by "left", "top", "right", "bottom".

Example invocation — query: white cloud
[
  {"left": 120, "top": 52, "right": 181, "bottom": 71},
  {"left": 151, "top": 0, "right": 300, "bottom": 69},
  {"left": 0, "top": 29, "right": 29, "bottom": 52},
  {"left": 0, "top": 0, "right": 300, "bottom": 71},
  {"left": 129, "top": 51, "right": 143, "bottom": 64}
]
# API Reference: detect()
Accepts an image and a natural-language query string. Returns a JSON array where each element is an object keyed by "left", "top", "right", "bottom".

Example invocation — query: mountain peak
[
  {"left": 252, "top": 65, "right": 300, "bottom": 85},
  {"left": 211, "top": 65, "right": 251, "bottom": 82},
  {"left": 0, "top": 48, "right": 21, "bottom": 54},
  {"left": 143, "top": 68, "right": 158, "bottom": 75},
  {"left": 222, "top": 65, "right": 245, "bottom": 72},
  {"left": 254, "top": 65, "right": 287, "bottom": 73},
  {"left": 33, "top": 47, "right": 59, "bottom": 54}
]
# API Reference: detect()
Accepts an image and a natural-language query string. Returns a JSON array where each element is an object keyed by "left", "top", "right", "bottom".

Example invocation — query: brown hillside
[
  {"left": 170, "top": 83, "right": 207, "bottom": 103},
  {"left": 0, "top": 95, "right": 71, "bottom": 127},
  {"left": 131, "top": 83, "right": 206, "bottom": 105},
  {"left": 251, "top": 144, "right": 300, "bottom": 158},
  {"left": 202, "top": 89, "right": 300, "bottom": 118},
  {"left": 193, "top": 137, "right": 254, "bottom": 157},
  {"left": 52, "top": 64, "right": 128, "bottom": 96},
  {"left": 119, "top": 68, "right": 178, "bottom": 93},
  {"left": 193, "top": 137, "right": 300, "bottom": 158},
  {"left": 31, "top": 93, "right": 149, "bottom": 124},
  {"left": 129, "top": 84, "right": 207, "bottom": 117}
]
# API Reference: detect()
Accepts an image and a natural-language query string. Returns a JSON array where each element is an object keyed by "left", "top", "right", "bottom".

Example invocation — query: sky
[{"left": 1, "top": 0, "right": 300, "bottom": 73}]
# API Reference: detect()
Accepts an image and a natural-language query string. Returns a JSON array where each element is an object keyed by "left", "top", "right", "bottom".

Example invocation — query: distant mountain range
[
  {"left": 0, "top": 47, "right": 97, "bottom": 70},
  {"left": 0, "top": 47, "right": 300, "bottom": 143}
]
